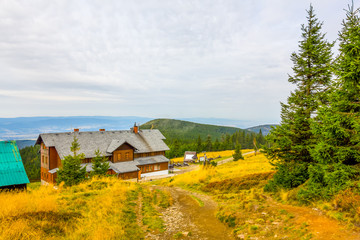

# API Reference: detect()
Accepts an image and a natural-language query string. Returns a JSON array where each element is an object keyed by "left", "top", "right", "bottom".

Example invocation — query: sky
[{"left": 0, "top": 0, "right": 354, "bottom": 124}]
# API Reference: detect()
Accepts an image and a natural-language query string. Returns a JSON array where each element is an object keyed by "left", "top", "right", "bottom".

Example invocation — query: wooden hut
[{"left": 0, "top": 141, "right": 30, "bottom": 190}]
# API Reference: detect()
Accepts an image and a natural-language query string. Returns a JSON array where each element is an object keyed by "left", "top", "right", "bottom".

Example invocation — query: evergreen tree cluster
[
  {"left": 166, "top": 129, "right": 266, "bottom": 159},
  {"left": 264, "top": 4, "right": 360, "bottom": 202},
  {"left": 57, "top": 136, "right": 110, "bottom": 186},
  {"left": 19, "top": 145, "right": 41, "bottom": 181}
]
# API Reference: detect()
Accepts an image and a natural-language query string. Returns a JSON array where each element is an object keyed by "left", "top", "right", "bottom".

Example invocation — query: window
[
  {"left": 154, "top": 164, "right": 160, "bottom": 171},
  {"left": 42, "top": 156, "right": 44, "bottom": 164},
  {"left": 117, "top": 153, "right": 121, "bottom": 160},
  {"left": 125, "top": 152, "right": 129, "bottom": 160}
]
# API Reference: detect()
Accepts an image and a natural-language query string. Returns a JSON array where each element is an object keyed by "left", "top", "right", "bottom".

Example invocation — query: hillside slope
[
  {"left": 246, "top": 124, "right": 277, "bottom": 135},
  {"left": 141, "top": 119, "right": 246, "bottom": 142}
]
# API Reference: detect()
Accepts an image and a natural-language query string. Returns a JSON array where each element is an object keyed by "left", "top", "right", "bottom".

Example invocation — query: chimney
[
  {"left": 99, "top": 129, "right": 105, "bottom": 132},
  {"left": 74, "top": 128, "right": 79, "bottom": 132},
  {"left": 133, "top": 123, "right": 138, "bottom": 134}
]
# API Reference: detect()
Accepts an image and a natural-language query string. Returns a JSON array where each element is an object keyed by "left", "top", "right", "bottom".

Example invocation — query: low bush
[
  {"left": 297, "top": 163, "right": 357, "bottom": 204},
  {"left": 264, "top": 162, "right": 309, "bottom": 192},
  {"left": 202, "top": 172, "right": 274, "bottom": 193}
]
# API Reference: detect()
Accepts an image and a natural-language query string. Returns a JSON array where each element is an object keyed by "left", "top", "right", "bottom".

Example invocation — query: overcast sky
[{"left": 0, "top": 0, "right": 353, "bottom": 123}]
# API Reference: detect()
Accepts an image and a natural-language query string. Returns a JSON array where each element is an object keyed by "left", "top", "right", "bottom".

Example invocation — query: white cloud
[{"left": 0, "top": 0, "right": 353, "bottom": 123}]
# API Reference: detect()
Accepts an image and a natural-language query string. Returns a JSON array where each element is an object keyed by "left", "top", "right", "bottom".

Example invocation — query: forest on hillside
[
  {"left": 19, "top": 145, "right": 40, "bottom": 181},
  {"left": 141, "top": 119, "right": 267, "bottom": 158}
]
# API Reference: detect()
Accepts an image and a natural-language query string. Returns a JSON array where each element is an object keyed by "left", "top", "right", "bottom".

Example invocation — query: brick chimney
[
  {"left": 74, "top": 128, "right": 79, "bottom": 132},
  {"left": 133, "top": 123, "right": 138, "bottom": 134},
  {"left": 99, "top": 129, "right": 105, "bottom": 132}
]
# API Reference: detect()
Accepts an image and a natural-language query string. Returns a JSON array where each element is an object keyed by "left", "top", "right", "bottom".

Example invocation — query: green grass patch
[
  {"left": 28, "top": 181, "right": 41, "bottom": 190},
  {"left": 141, "top": 188, "right": 167, "bottom": 233},
  {"left": 190, "top": 194, "right": 204, "bottom": 207}
]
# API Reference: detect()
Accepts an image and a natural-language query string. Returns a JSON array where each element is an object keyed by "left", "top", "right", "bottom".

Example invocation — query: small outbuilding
[
  {"left": 184, "top": 151, "right": 198, "bottom": 162},
  {"left": 0, "top": 141, "right": 30, "bottom": 190}
]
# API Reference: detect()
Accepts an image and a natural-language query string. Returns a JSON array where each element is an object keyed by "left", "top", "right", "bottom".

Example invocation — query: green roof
[{"left": 0, "top": 141, "right": 30, "bottom": 187}]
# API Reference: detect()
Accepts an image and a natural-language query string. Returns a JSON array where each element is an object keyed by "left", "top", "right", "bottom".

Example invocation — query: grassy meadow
[
  {"left": 1, "top": 152, "right": 359, "bottom": 239},
  {"left": 159, "top": 153, "right": 360, "bottom": 239},
  {"left": 0, "top": 177, "right": 171, "bottom": 240}
]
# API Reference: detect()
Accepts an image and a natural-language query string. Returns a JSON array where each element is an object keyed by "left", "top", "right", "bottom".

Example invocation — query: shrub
[
  {"left": 296, "top": 163, "right": 357, "bottom": 203},
  {"left": 264, "top": 162, "right": 309, "bottom": 192}
]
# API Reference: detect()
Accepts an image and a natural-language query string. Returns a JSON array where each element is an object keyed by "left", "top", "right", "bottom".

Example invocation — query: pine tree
[
  {"left": 196, "top": 135, "right": 202, "bottom": 152},
  {"left": 233, "top": 143, "right": 244, "bottom": 161},
  {"left": 205, "top": 135, "right": 212, "bottom": 151},
  {"left": 256, "top": 129, "right": 266, "bottom": 146},
  {"left": 311, "top": 4, "right": 360, "bottom": 165},
  {"left": 57, "top": 136, "right": 87, "bottom": 186},
  {"left": 90, "top": 150, "right": 110, "bottom": 177},
  {"left": 213, "top": 138, "right": 220, "bottom": 151},
  {"left": 264, "top": 5, "right": 333, "bottom": 166}
]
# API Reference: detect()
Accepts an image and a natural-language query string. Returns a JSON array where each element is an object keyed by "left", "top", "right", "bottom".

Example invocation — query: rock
[{"left": 237, "top": 234, "right": 245, "bottom": 239}]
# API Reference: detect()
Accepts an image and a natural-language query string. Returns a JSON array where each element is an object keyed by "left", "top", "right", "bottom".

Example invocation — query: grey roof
[
  {"left": 81, "top": 161, "right": 140, "bottom": 174},
  {"left": 107, "top": 139, "right": 138, "bottom": 153},
  {"left": 48, "top": 155, "right": 168, "bottom": 174},
  {"left": 110, "top": 161, "right": 139, "bottom": 173},
  {"left": 36, "top": 129, "right": 170, "bottom": 159},
  {"left": 134, "top": 155, "right": 169, "bottom": 166}
]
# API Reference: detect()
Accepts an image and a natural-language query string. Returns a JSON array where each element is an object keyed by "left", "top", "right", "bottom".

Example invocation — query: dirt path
[
  {"left": 150, "top": 186, "right": 234, "bottom": 240},
  {"left": 274, "top": 201, "right": 360, "bottom": 240}
]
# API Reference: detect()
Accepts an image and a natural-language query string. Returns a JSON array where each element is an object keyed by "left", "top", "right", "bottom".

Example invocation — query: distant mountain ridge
[
  {"left": 141, "top": 118, "right": 249, "bottom": 142},
  {"left": 246, "top": 124, "right": 278, "bottom": 135},
  {"left": 0, "top": 116, "right": 276, "bottom": 140},
  {"left": 15, "top": 140, "right": 37, "bottom": 149},
  {"left": 0, "top": 116, "right": 152, "bottom": 140}
]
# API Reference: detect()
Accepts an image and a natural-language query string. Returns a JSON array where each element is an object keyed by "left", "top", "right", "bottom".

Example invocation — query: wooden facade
[
  {"left": 134, "top": 151, "right": 165, "bottom": 158},
  {"left": 113, "top": 143, "right": 134, "bottom": 162},
  {"left": 40, "top": 139, "right": 168, "bottom": 184},
  {"left": 118, "top": 171, "right": 140, "bottom": 180}
]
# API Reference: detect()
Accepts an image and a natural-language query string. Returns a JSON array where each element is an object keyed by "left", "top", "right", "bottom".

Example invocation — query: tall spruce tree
[
  {"left": 57, "top": 135, "right": 87, "bottom": 186},
  {"left": 205, "top": 135, "right": 212, "bottom": 151},
  {"left": 263, "top": 6, "right": 333, "bottom": 186},
  {"left": 311, "top": 4, "right": 360, "bottom": 165},
  {"left": 90, "top": 150, "right": 110, "bottom": 177}
]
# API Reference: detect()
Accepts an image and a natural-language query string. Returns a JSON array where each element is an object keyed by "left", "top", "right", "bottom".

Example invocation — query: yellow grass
[
  {"left": 171, "top": 149, "right": 253, "bottom": 162},
  {"left": 167, "top": 152, "right": 273, "bottom": 188},
  {"left": 0, "top": 177, "right": 136, "bottom": 240}
]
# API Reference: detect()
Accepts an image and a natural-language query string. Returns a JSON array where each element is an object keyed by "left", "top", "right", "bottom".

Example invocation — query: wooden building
[
  {"left": 0, "top": 141, "right": 30, "bottom": 190},
  {"left": 184, "top": 151, "right": 198, "bottom": 162},
  {"left": 35, "top": 125, "right": 170, "bottom": 184}
]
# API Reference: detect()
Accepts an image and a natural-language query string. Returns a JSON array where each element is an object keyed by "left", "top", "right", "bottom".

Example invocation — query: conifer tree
[
  {"left": 205, "top": 135, "right": 212, "bottom": 151},
  {"left": 233, "top": 143, "right": 244, "bottom": 161},
  {"left": 90, "top": 150, "right": 110, "bottom": 177},
  {"left": 196, "top": 135, "right": 202, "bottom": 152},
  {"left": 311, "top": 5, "right": 360, "bottom": 165},
  {"left": 256, "top": 129, "right": 266, "bottom": 146},
  {"left": 57, "top": 136, "right": 87, "bottom": 186},
  {"left": 264, "top": 5, "right": 333, "bottom": 166},
  {"left": 213, "top": 138, "right": 220, "bottom": 151}
]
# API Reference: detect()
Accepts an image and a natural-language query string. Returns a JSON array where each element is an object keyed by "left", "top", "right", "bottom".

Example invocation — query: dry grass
[
  {"left": 0, "top": 177, "right": 137, "bottom": 240},
  {"left": 171, "top": 149, "right": 253, "bottom": 162},
  {"left": 166, "top": 152, "right": 273, "bottom": 190}
]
